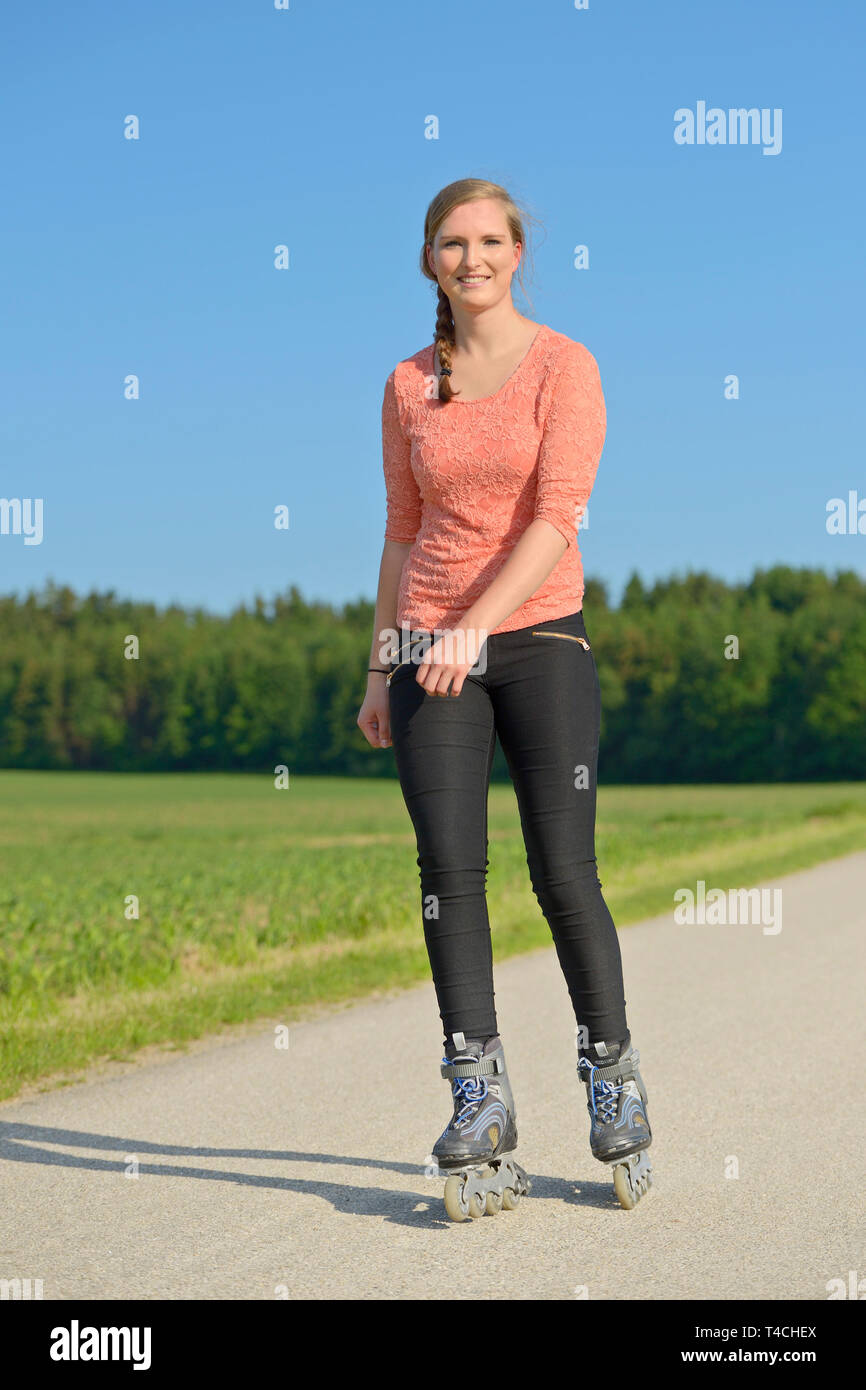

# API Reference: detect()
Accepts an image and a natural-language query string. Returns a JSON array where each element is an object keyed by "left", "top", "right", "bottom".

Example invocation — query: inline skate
[
  {"left": 577, "top": 1031, "right": 653, "bottom": 1209},
  {"left": 432, "top": 1033, "right": 531, "bottom": 1222}
]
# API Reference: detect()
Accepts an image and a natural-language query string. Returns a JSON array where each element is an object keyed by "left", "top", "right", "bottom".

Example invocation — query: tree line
[{"left": 0, "top": 566, "right": 863, "bottom": 781}]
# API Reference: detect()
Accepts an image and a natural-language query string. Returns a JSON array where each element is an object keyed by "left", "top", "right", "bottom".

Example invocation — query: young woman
[{"left": 357, "top": 178, "right": 652, "bottom": 1218}]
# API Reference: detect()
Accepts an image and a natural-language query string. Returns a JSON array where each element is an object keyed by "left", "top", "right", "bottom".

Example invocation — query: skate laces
[
  {"left": 444, "top": 1067, "right": 489, "bottom": 1129},
  {"left": 578, "top": 1057, "right": 621, "bottom": 1123}
]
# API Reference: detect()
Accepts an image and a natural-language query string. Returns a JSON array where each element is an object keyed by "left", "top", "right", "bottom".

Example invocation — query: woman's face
[{"left": 427, "top": 199, "right": 521, "bottom": 308}]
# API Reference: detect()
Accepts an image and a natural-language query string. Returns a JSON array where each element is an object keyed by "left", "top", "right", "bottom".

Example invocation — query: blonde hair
[{"left": 419, "top": 178, "right": 540, "bottom": 404}]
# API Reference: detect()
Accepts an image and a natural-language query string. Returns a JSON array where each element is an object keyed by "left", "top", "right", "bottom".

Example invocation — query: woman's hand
[
  {"left": 357, "top": 674, "right": 391, "bottom": 748},
  {"left": 416, "top": 626, "right": 487, "bottom": 698}
]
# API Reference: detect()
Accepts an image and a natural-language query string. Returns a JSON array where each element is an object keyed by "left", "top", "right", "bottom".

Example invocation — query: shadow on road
[{"left": 0, "top": 1120, "right": 619, "bottom": 1224}]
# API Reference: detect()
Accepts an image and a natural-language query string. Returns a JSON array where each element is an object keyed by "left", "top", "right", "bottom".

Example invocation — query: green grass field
[{"left": 1, "top": 771, "right": 865, "bottom": 1101}]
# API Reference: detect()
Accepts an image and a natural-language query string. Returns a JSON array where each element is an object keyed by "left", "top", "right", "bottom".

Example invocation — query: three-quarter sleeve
[
  {"left": 533, "top": 341, "right": 606, "bottom": 546},
  {"left": 382, "top": 369, "right": 422, "bottom": 543}
]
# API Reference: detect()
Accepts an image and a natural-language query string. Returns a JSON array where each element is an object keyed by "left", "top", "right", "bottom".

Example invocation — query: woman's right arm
[
  {"left": 357, "top": 367, "right": 421, "bottom": 748},
  {"left": 369, "top": 538, "right": 412, "bottom": 672},
  {"left": 357, "top": 539, "right": 413, "bottom": 749}
]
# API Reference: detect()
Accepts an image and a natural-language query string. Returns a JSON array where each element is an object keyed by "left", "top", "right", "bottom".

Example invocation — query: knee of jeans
[
  {"left": 527, "top": 858, "right": 601, "bottom": 908},
  {"left": 417, "top": 856, "right": 489, "bottom": 892}
]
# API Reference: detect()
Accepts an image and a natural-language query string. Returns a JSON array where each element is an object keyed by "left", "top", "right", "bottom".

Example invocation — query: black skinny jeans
[{"left": 387, "top": 608, "right": 628, "bottom": 1050}]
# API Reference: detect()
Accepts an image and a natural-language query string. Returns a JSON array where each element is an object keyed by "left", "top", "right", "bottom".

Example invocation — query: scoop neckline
[{"left": 433, "top": 322, "right": 548, "bottom": 405}]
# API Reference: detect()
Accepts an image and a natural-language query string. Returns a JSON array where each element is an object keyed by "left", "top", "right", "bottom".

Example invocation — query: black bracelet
[{"left": 368, "top": 667, "right": 390, "bottom": 674}]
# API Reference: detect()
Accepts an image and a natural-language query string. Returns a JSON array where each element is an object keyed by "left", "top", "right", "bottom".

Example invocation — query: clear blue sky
[{"left": 2, "top": 0, "right": 863, "bottom": 615}]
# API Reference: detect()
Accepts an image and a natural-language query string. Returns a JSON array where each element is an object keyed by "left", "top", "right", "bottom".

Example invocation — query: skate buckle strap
[
  {"left": 440, "top": 1055, "right": 504, "bottom": 1081},
  {"left": 576, "top": 1049, "right": 639, "bottom": 1088}
]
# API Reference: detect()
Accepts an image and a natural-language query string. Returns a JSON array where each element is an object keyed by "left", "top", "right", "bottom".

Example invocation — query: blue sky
[{"left": 1, "top": 0, "right": 863, "bottom": 615}]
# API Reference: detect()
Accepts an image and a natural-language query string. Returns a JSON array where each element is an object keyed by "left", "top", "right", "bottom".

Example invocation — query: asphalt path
[{"left": 2, "top": 852, "right": 864, "bottom": 1300}]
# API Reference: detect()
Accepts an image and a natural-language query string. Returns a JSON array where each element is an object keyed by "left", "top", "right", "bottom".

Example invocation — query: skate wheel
[
  {"left": 501, "top": 1187, "right": 519, "bottom": 1210},
  {"left": 443, "top": 1176, "right": 469, "bottom": 1222},
  {"left": 613, "top": 1163, "right": 637, "bottom": 1210},
  {"left": 485, "top": 1190, "right": 503, "bottom": 1215},
  {"left": 467, "top": 1191, "right": 485, "bottom": 1219},
  {"left": 612, "top": 1153, "right": 652, "bottom": 1210}
]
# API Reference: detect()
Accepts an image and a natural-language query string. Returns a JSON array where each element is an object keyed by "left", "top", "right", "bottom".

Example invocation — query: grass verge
[{"left": 1, "top": 773, "right": 864, "bottom": 1100}]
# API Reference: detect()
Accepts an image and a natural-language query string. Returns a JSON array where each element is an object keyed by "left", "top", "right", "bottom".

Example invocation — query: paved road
[{"left": 2, "top": 853, "right": 865, "bottom": 1300}]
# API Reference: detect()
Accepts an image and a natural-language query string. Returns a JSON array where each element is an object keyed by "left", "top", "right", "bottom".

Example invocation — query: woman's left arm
[
  {"left": 458, "top": 516, "right": 571, "bottom": 644},
  {"left": 419, "top": 342, "right": 606, "bottom": 695}
]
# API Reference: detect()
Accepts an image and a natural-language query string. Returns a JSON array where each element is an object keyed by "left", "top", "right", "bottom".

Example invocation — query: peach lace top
[{"left": 381, "top": 322, "right": 606, "bottom": 636}]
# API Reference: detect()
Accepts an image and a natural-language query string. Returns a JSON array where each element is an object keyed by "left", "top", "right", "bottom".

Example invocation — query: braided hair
[
  {"left": 419, "top": 178, "right": 538, "bottom": 405},
  {"left": 433, "top": 286, "right": 457, "bottom": 399}
]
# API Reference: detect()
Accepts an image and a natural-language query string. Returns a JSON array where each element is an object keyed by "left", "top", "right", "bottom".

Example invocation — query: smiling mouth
[{"left": 458, "top": 275, "right": 491, "bottom": 285}]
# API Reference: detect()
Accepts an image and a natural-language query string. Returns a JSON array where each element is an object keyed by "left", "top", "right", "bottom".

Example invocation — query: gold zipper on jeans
[
  {"left": 386, "top": 660, "right": 412, "bottom": 687},
  {"left": 530, "top": 630, "right": 591, "bottom": 649}
]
